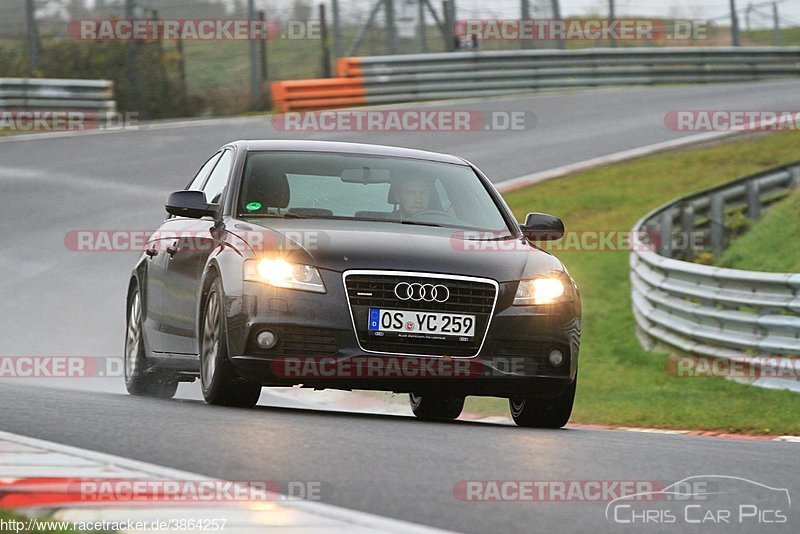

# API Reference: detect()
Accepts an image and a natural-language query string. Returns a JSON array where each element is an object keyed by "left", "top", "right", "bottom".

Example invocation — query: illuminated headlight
[
  {"left": 513, "top": 276, "right": 571, "bottom": 305},
  {"left": 244, "top": 259, "right": 326, "bottom": 293}
]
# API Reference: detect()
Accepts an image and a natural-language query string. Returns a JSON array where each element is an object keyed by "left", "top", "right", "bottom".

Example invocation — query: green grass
[
  {"left": 464, "top": 130, "right": 800, "bottom": 434},
  {"left": 741, "top": 26, "right": 800, "bottom": 47},
  {"left": 718, "top": 189, "right": 800, "bottom": 272}
]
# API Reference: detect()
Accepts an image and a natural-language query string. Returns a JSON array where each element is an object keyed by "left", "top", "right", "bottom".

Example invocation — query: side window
[
  {"left": 202, "top": 150, "right": 234, "bottom": 204},
  {"left": 187, "top": 152, "right": 222, "bottom": 190}
]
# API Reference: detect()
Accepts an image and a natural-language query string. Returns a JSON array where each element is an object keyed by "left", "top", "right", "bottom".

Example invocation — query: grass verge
[
  {"left": 718, "top": 188, "right": 800, "bottom": 272},
  {"left": 464, "top": 130, "right": 800, "bottom": 435}
]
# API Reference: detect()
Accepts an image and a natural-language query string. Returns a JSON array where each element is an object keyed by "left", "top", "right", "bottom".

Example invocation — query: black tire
[
  {"left": 409, "top": 393, "right": 464, "bottom": 421},
  {"left": 199, "top": 277, "right": 262, "bottom": 408},
  {"left": 124, "top": 283, "right": 178, "bottom": 399},
  {"left": 509, "top": 378, "right": 576, "bottom": 428}
]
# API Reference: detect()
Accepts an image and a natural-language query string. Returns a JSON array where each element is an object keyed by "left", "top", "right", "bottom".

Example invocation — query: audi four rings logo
[{"left": 394, "top": 282, "right": 450, "bottom": 302}]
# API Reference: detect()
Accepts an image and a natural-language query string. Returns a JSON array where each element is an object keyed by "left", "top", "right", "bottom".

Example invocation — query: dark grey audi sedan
[{"left": 125, "top": 140, "right": 581, "bottom": 427}]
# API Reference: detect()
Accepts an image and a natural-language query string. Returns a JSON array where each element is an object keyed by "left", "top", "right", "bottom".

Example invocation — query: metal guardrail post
[
  {"left": 790, "top": 165, "right": 800, "bottom": 187},
  {"left": 680, "top": 203, "right": 695, "bottom": 261},
  {"left": 709, "top": 193, "right": 725, "bottom": 257},
  {"left": 659, "top": 211, "right": 673, "bottom": 258},
  {"left": 746, "top": 180, "right": 761, "bottom": 220}
]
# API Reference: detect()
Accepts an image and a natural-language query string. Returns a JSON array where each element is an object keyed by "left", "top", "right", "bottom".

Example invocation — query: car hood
[{"left": 233, "top": 218, "right": 564, "bottom": 282}]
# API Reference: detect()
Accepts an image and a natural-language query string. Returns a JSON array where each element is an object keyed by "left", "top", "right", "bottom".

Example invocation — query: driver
[{"left": 394, "top": 178, "right": 432, "bottom": 219}]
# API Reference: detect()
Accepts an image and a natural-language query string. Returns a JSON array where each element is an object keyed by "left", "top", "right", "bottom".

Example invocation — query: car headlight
[
  {"left": 244, "top": 259, "right": 326, "bottom": 294},
  {"left": 513, "top": 275, "right": 571, "bottom": 305}
]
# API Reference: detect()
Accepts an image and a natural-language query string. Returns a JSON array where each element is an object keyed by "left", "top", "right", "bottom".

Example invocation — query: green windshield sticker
[{"left": 245, "top": 202, "right": 262, "bottom": 211}]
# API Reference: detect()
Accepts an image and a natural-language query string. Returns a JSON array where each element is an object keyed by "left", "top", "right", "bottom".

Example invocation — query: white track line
[{"left": 0, "top": 430, "right": 453, "bottom": 533}]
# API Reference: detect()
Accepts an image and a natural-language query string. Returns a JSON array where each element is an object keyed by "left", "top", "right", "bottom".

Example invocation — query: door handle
[
  {"left": 145, "top": 246, "right": 158, "bottom": 258},
  {"left": 166, "top": 241, "right": 179, "bottom": 257}
]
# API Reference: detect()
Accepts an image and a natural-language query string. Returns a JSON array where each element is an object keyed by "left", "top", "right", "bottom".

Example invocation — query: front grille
[
  {"left": 247, "top": 326, "right": 339, "bottom": 357},
  {"left": 346, "top": 276, "right": 496, "bottom": 314},
  {"left": 344, "top": 272, "right": 498, "bottom": 357}
]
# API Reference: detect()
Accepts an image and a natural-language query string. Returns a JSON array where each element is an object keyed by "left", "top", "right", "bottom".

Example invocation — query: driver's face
[{"left": 398, "top": 181, "right": 431, "bottom": 215}]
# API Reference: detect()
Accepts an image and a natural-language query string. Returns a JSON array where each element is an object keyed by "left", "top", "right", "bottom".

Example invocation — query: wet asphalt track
[{"left": 1, "top": 80, "right": 799, "bottom": 533}]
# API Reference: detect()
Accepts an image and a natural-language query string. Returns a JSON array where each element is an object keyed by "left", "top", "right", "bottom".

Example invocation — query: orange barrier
[
  {"left": 336, "top": 57, "right": 363, "bottom": 77},
  {"left": 271, "top": 77, "right": 365, "bottom": 113}
]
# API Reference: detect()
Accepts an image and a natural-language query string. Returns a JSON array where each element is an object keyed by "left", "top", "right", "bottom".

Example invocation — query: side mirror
[
  {"left": 520, "top": 212, "right": 565, "bottom": 241},
  {"left": 165, "top": 190, "right": 217, "bottom": 219}
]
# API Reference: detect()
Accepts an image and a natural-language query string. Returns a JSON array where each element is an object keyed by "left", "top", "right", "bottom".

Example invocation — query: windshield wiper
[
  {"left": 472, "top": 233, "right": 515, "bottom": 241},
  {"left": 397, "top": 219, "right": 442, "bottom": 228}
]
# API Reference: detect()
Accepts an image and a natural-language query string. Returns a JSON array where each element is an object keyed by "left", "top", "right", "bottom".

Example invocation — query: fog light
[
  {"left": 548, "top": 348, "right": 565, "bottom": 367},
  {"left": 256, "top": 331, "right": 277, "bottom": 350}
]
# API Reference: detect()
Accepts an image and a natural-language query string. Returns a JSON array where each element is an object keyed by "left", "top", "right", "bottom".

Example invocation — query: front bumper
[{"left": 225, "top": 271, "right": 581, "bottom": 398}]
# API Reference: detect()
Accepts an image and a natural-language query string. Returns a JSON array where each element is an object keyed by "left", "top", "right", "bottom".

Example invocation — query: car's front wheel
[
  {"left": 124, "top": 284, "right": 178, "bottom": 399},
  {"left": 199, "top": 277, "right": 262, "bottom": 408},
  {"left": 509, "top": 378, "right": 576, "bottom": 428},
  {"left": 409, "top": 393, "right": 464, "bottom": 421}
]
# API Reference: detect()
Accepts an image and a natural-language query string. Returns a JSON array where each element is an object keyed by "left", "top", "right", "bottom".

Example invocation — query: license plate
[{"left": 368, "top": 309, "right": 476, "bottom": 337}]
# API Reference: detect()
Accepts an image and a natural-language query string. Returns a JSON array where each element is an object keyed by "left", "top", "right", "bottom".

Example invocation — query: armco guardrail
[
  {"left": 272, "top": 46, "right": 800, "bottom": 112},
  {"left": 630, "top": 162, "right": 800, "bottom": 360},
  {"left": 0, "top": 78, "right": 116, "bottom": 115}
]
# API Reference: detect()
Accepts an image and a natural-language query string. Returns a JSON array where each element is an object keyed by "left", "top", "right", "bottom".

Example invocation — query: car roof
[{"left": 226, "top": 140, "right": 469, "bottom": 165}]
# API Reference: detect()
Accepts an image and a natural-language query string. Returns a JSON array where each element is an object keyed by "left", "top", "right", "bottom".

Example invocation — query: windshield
[{"left": 237, "top": 151, "right": 511, "bottom": 232}]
